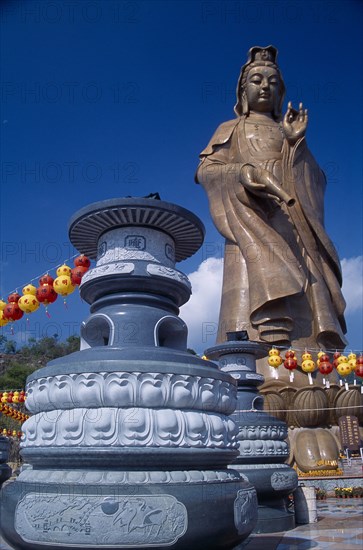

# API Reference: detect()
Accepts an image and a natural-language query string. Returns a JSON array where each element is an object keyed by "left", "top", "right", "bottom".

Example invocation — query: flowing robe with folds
[{"left": 196, "top": 116, "right": 346, "bottom": 350}]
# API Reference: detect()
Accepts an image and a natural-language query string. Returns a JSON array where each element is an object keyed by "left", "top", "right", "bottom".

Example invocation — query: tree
[
  {"left": 0, "top": 363, "right": 34, "bottom": 390},
  {"left": 0, "top": 336, "right": 16, "bottom": 354},
  {"left": 0, "top": 335, "right": 80, "bottom": 390}
]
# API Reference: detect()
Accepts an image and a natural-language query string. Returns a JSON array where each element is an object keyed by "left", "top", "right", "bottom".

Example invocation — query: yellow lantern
[
  {"left": 56, "top": 264, "right": 71, "bottom": 277},
  {"left": 0, "top": 311, "right": 9, "bottom": 327},
  {"left": 2, "top": 429, "right": 7, "bottom": 436},
  {"left": 336, "top": 355, "right": 348, "bottom": 364},
  {"left": 268, "top": 355, "right": 283, "bottom": 368},
  {"left": 301, "top": 352, "right": 313, "bottom": 362},
  {"left": 1, "top": 392, "right": 8, "bottom": 404},
  {"left": 18, "top": 294, "right": 40, "bottom": 314},
  {"left": 53, "top": 275, "right": 76, "bottom": 296},
  {"left": 336, "top": 362, "right": 352, "bottom": 377},
  {"left": 301, "top": 359, "right": 316, "bottom": 373},
  {"left": 22, "top": 284, "right": 37, "bottom": 296},
  {"left": 0, "top": 300, "right": 6, "bottom": 311},
  {"left": 347, "top": 353, "right": 357, "bottom": 370},
  {"left": 269, "top": 348, "right": 280, "bottom": 357},
  {"left": 12, "top": 391, "right": 19, "bottom": 404}
]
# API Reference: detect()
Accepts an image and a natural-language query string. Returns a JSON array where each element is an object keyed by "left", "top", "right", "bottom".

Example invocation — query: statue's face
[{"left": 245, "top": 66, "right": 280, "bottom": 113}]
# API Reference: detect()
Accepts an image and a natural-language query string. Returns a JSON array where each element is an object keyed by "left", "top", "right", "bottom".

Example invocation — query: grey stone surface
[{"left": 0, "top": 437, "right": 11, "bottom": 487}]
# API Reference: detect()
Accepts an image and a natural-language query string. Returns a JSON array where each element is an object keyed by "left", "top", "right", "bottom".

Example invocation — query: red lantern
[
  {"left": 284, "top": 358, "right": 297, "bottom": 371},
  {"left": 285, "top": 350, "right": 295, "bottom": 359},
  {"left": 3, "top": 302, "right": 24, "bottom": 321},
  {"left": 355, "top": 356, "right": 363, "bottom": 379},
  {"left": 39, "top": 274, "right": 54, "bottom": 286},
  {"left": 36, "top": 284, "right": 58, "bottom": 305},
  {"left": 71, "top": 266, "right": 88, "bottom": 285},
  {"left": 74, "top": 254, "right": 91, "bottom": 269},
  {"left": 18, "top": 391, "right": 25, "bottom": 403},
  {"left": 319, "top": 361, "right": 333, "bottom": 375},
  {"left": 8, "top": 292, "right": 21, "bottom": 303},
  {"left": 332, "top": 351, "right": 341, "bottom": 368}
]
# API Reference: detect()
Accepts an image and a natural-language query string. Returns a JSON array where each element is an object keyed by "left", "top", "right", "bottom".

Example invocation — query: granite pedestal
[
  {"left": 205, "top": 332, "right": 298, "bottom": 533},
  {"left": 0, "top": 198, "right": 258, "bottom": 549}
]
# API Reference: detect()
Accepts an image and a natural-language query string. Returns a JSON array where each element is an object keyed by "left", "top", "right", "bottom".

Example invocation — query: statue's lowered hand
[{"left": 240, "top": 164, "right": 295, "bottom": 207}]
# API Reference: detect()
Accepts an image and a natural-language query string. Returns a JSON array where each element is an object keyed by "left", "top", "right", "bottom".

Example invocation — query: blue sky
[{"left": 0, "top": 0, "right": 362, "bottom": 354}]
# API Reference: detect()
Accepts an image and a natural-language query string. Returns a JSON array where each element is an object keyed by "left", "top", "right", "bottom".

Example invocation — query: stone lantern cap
[{"left": 68, "top": 197, "right": 205, "bottom": 263}]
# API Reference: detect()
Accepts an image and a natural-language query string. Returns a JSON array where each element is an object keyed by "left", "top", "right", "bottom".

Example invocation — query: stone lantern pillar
[
  {"left": 205, "top": 331, "right": 298, "bottom": 533},
  {"left": 1, "top": 198, "right": 257, "bottom": 549}
]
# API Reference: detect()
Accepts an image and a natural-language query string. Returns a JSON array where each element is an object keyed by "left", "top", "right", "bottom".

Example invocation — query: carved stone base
[
  {"left": 251, "top": 497, "right": 295, "bottom": 534},
  {"left": 231, "top": 464, "right": 296, "bottom": 533},
  {"left": 1, "top": 468, "right": 257, "bottom": 549},
  {"left": 205, "top": 337, "right": 298, "bottom": 535}
]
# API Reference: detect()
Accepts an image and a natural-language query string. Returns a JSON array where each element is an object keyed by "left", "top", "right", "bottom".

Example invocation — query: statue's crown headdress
[{"left": 248, "top": 46, "right": 277, "bottom": 65}]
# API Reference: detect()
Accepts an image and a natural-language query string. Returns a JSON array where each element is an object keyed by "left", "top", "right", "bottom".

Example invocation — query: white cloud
[
  {"left": 180, "top": 257, "right": 223, "bottom": 354},
  {"left": 341, "top": 256, "right": 363, "bottom": 314}
]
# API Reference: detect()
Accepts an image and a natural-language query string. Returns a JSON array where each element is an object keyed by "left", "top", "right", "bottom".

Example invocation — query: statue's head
[{"left": 235, "top": 46, "right": 285, "bottom": 119}]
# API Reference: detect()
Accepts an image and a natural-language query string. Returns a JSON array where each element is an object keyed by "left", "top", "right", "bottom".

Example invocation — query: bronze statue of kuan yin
[{"left": 196, "top": 46, "right": 347, "bottom": 352}]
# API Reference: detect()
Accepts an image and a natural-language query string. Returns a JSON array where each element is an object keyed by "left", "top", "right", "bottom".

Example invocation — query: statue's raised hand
[{"left": 283, "top": 101, "right": 308, "bottom": 144}]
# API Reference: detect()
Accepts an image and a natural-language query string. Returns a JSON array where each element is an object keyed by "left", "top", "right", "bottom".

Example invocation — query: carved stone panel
[
  {"left": 15, "top": 493, "right": 188, "bottom": 547},
  {"left": 234, "top": 489, "right": 258, "bottom": 536}
]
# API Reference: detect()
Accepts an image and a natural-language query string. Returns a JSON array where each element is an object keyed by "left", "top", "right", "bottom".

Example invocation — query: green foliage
[
  {"left": 0, "top": 336, "right": 16, "bottom": 354},
  {"left": 0, "top": 363, "right": 35, "bottom": 390},
  {"left": 0, "top": 335, "right": 80, "bottom": 390},
  {"left": 1, "top": 416, "right": 20, "bottom": 434}
]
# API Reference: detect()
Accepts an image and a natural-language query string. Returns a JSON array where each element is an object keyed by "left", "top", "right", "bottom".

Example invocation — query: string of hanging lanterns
[
  {"left": 0, "top": 391, "right": 28, "bottom": 445},
  {"left": 0, "top": 403, "right": 29, "bottom": 424},
  {"left": 0, "top": 391, "right": 28, "bottom": 425},
  {"left": 1, "top": 429, "right": 23, "bottom": 439},
  {"left": 0, "top": 391, "right": 26, "bottom": 404},
  {"left": 267, "top": 347, "right": 363, "bottom": 388},
  {"left": 0, "top": 254, "right": 91, "bottom": 326}
]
